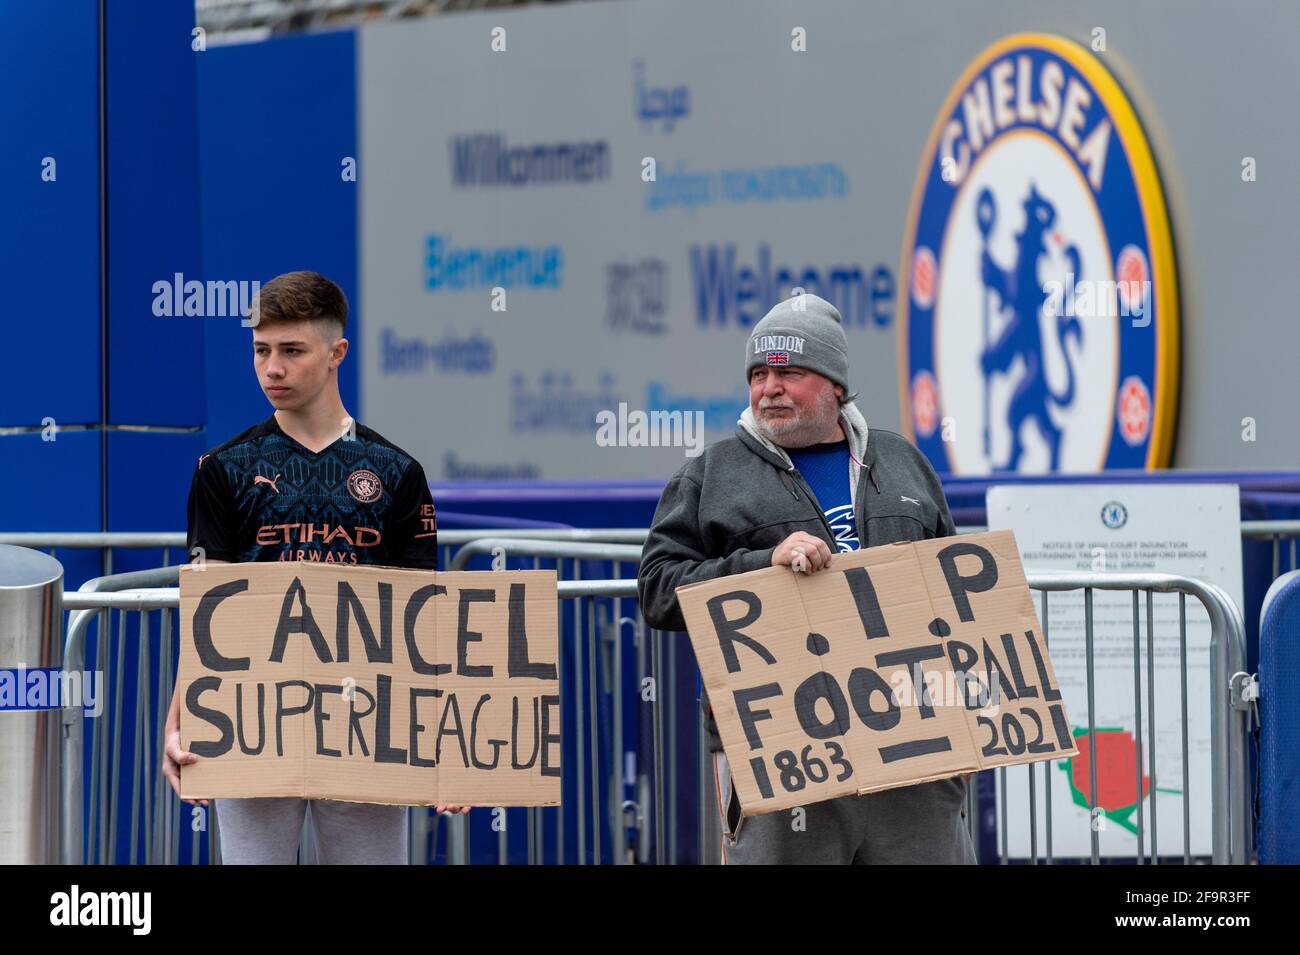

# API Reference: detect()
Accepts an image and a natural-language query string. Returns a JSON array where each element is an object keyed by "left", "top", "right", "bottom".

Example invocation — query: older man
[{"left": 637, "top": 292, "right": 977, "bottom": 865}]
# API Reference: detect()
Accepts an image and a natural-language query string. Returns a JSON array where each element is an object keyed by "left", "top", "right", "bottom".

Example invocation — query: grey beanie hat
[{"left": 745, "top": 292, "right": 849, "bottom": 391}]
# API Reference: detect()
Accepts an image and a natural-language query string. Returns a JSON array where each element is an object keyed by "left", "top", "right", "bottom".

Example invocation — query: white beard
[{"left": 753, "top": 388, "right": 842, "bottom": 449}]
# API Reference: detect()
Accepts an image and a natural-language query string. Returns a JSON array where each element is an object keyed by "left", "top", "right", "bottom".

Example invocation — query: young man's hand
[
  {"left": 162, "top": 554, "right": 224, "bottom": 807},
  {"left": 162, "top": 713, "right": 207, "bottom": 807},
  {"left": 772, "top": 531, "right": 834, "bottom": 573},
  {"left": 435, "top": 805, "right": 471, "bottom": 814}
]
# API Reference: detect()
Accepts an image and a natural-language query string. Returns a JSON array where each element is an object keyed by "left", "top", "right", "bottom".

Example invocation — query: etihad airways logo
[{"left": 255, "top": 524, "right": 382, "bottom": 547}]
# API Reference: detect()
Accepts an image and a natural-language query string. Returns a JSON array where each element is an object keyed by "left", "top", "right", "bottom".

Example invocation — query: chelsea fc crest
[{"left": 899, "top": 33, "right": 1179, "bottom": 474}]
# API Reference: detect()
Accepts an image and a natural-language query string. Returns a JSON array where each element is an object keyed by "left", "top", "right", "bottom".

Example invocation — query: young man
[
  {"left": 637, "top": 292, "right": 977, "bottom": 864},
  {"left": 161, "top": 270, "right": 467, "bottom": 864}
]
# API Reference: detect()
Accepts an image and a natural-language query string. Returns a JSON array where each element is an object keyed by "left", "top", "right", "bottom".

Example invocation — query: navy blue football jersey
[{"left": 185, "top": 414, "right": 437, "bottom": 569}]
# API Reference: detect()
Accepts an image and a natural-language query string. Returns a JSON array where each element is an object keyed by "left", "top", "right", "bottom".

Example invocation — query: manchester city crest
[
  {"left": 899, "top": 33, "right": 1179, "bottom": 474},
  {"left": 347, "top": 469, "right": 384, "bottom": 503}
]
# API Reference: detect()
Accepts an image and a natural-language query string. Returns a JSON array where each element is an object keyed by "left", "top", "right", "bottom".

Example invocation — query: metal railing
[
  {"left": 0, "top": 529, "right": 648, "bottom": 590},
  {"left": 60, "top": 568, "right": 647, "bottom": 865},
  {"left": 62, "top": 565, "right": 188, "bottom": 866},
  {"left": 1020, "top": 573, "right": 1249, "bottom": 865},
  {"left": 8, "top": 517, "right": 1297, "bottom": 588},
  {"left": 1242, "top": 520, "right": 1300, "bottom": 580},
  {"left": 41, "top": 532, "right": 1253, "bottom": 865},
  {"left": 0, "top": 530, "right": 1258, "bottom": 867}
]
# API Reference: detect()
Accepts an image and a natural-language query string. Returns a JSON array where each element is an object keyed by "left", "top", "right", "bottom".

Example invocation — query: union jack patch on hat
[{"left": 765, "top": 351, "right": 789, "bottom": 366}]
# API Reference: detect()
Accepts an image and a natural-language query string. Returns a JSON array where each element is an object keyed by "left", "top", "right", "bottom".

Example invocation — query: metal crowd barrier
[
  {"left": 1242, "top": 520, "right": 1300, "bottom": 580},
  {"left": 2, "top": 528, "right": 1256, "bottom": 864},
  {"left": 51, "top": 534, "right": 650, "bottom": 866},
  {"left": 7, "top": 519, "right": 1299, "bottom": 580},
  {"left": 59, "top": 576, "right": 652, "bottom": 865},
  {"left": 1012, "top": 572, "right": 1250, "bottom": 865},
  {"left": 62, "top": 566, "right": 192, "bottom": 866},
  {"left": 0, "top": 530, "right": 648, "bottom": 588}
]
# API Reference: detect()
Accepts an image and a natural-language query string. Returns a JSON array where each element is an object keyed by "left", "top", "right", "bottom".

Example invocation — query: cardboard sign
[
  {"left": 177, "top": 562, "right": 560, "bottom": 807},
  {"left": 677, "top": 530, "right": 1078, "bottom": 816}
]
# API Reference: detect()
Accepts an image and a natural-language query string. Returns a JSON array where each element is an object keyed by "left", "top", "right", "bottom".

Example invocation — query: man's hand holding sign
[
  {"left": 774, "top": 531, "right": 834, "bottom": 576},
  {"left": 676, "top": 529, "right": 1076, "bottom": 817},
  {"left": 170, "top": 562, "right": 561, "bottom": 809}
]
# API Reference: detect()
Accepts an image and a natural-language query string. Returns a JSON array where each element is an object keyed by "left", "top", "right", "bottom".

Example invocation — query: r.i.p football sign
[{"left": 676, "top": 530, "right": 1077, "bottom": 816}]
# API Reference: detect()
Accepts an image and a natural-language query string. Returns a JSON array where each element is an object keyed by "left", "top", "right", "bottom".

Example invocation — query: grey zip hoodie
[
  {"left": 638, "top": 401, "right": 956, "bottom": 638},
  {"left": 637, "top": 405, "right": 970, "bottom": 859}
]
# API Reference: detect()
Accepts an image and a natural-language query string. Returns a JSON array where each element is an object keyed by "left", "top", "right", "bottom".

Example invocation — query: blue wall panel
[
  {"left": 0, "top": 2, "right": 100, "bottom": 427},
  {"left": 105, "top": 0, "right": 205, "bottom": 427},
  {"left": 106, "top": 430, "right": 203, "bottom": 534},
  {"left": 0, "top": 431, "right": 103, "bottom": 589},
  {"left": 195, "top": 29, "right": 358, "bottom": 446},
  {"left": 0, "top": 431, "right": 101, "bottom": 531}
]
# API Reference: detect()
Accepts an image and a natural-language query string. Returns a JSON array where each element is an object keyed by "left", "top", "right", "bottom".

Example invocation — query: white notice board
[{"left": 986, "top": 484, "right": 1241, "bottom": 858}]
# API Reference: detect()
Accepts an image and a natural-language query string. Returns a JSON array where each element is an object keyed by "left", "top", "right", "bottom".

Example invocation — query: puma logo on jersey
[
  {"left": 254, "top": 473, "right": 282, "bottom": 493},
  {"left": 900, "top": 495, "right": 920, "bottom": 506}
]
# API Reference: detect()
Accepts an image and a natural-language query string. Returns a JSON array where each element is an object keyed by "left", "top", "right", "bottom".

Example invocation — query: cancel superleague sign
[{"left": 177, "top": 563, "right": 560, "bottom": 807}]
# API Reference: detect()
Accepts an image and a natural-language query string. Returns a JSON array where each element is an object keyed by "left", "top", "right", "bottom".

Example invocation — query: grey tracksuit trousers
[
  {"left": 216, "top": 797, "right": 408, "bottom": 864},
  {"left": 715, "top": 754, "right": 978, "bottom": 865}
]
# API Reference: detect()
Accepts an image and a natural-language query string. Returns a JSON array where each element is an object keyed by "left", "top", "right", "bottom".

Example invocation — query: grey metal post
[
  {"left": 1209, "top": 580, "right": 1234, "bottom": 864},
  {"left": 613, "top": 604, "right": 631, "bottom": 864},
  {"left": 666, "top": 635, "right": 677, "bottom": 864},
  {"left": 1041, "top": 588, "right": 1053, "bottom": 865},
  {"left": 1146, "top": 590, "right": 1158, "bottom": 861},
  {"left": 634, "top": 615, "right": 650, "bottom": 864},
  {"left": 1085, "top": 588, "right": 1099, "bottom": 864},
  {"left": 448, "top": 812, "right": 469, "bottom": 865},
  {"left": 699, "top": 715, "right": 715, "bottom": 864},
  {"left": 130, "top": 611, "right": 147, "bottom": 864},
  {"left": 1179, "top": 593, "right": 1190, "bottom": 864},
  {"left": 587, "top": 597, "right": 600, "bottom": 865},
  {"left": 652, "top": 628, "right": 665, "bottom": 865},
  {"left": 574, "top": 566, "right": 586, "bottom": 864},
  {"left": 556, "top": 560, "right": 565, "bottom": 864},
  {"left": 64, "top": 641, "right": 86, "bottom": 865},
  {"left": 998, "top": 766, "right": 1007, "bottom": 864},
  {"left": 0, "top": 545, "right": 65, "bottom": 864},
  {"left": 107, "top": 609, "right": 127, "bottom": 863},
  {"left": 499, "top": 808, "right": 508, "bottom": 865},
  {"left": 1027, "top": 761, "right": 1037, "bottom": 863},
  {"left": 1131, "top": 592, "right": 1144, "bottom": 863}
]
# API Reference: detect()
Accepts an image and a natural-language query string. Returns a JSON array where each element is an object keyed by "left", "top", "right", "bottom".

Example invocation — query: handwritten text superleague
[{"left": 184, "top": 578, "right": 560, "bottom": 776}]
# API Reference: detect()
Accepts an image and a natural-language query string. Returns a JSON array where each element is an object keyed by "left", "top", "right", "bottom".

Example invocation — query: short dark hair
[{"left": 250, "top": 271, "right": 347, "bottom": 338}]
